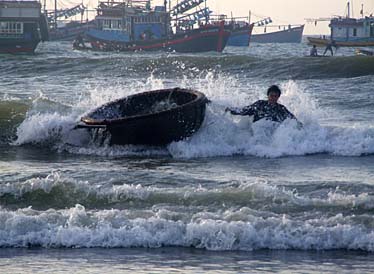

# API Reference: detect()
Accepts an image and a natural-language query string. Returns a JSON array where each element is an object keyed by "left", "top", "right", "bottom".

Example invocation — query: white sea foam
[
  {"left": 0, "top": 204, "right": 374, "bottom": 251},
  {"left": 13, "top": 112, "right": 77, "bottom": 146},
  {"left": 2, "top": 170, "right": 374, "bottom": 250},
  {"left": 13, "top": 74, "right": 374, "bottom": 157}
]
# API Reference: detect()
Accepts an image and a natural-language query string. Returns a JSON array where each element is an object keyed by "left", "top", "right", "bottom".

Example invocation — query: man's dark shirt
[{"left": 229, "top": 100, "right": 297, "bottom": 123}]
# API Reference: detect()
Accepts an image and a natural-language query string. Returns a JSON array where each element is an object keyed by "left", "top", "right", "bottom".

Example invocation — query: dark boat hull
[
  {"left": 81, "top": 88, "right": 208, "bottom": 145},
  {"left": 85, "top": 23, "right": 230, "bottom": 53},
  {"left": 251, "top": 25, "right": 304, "bottom": 43},
  {"left": 0, "top": 20, "right": 45, "bottom": 54},
  {"left": 0, "top": 39, "right": 39, "bottom": 53}
]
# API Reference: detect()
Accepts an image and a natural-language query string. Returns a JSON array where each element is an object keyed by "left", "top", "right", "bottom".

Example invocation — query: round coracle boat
[{"left": 80, "top": 88, "right": 208, "bottom": 145}]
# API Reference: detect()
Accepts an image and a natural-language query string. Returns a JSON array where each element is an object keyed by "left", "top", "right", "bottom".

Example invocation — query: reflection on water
[{"left": 0, "top": 248, "right": 373, "bottom": 274}]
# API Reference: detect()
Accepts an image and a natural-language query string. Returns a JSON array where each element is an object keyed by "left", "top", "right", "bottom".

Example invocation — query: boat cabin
[
  {"left": 0, "top": 1, "right": 42, "bottom": 39},
  {"left": 0, "top": 0, "right": 48, "bottom": 53},
  {"left": 330, "top": 16, "right": 374, "bottom": 41},
  {"left": 92, "top": 0, "right": 170, "bottom": 42}
]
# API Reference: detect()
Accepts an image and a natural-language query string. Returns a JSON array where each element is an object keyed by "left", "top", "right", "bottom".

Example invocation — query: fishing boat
[
  {"left": 227, "top": 22, "right": 254, "bottom": 46},
  {"left": 214, "top": 13, "right": 254, "bottom": 47},
  {"left": 78, "top": 88, "right": 208, "bottom": 146},
  {"left": 82, "top": 0, "right": 230, "bottom": 53},
  {"left": 0, "top": 0, "right": 49, "bottom": 53},
  {"left": 86, "top": 21, "right": 229, "bottom": 53},
  {"left": 251, "top": 24, "right": 304, "bottom": 43},
  {"left": 307, "top": 1, "right": 374, "bottom": 47}
]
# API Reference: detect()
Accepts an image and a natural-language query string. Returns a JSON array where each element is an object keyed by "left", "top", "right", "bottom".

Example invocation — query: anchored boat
[
  {"left": 78, "top": 88, "right": 208, "bottom": 146},
  {"left": 80, "top": 0, "right": 230, "bottom": 53},
  {"left": 0, "top": 0, "right": 49, "bottom": 53},
  {"left": 307, "top": 1, "right": 374, "bottom": 47},
  {"left": 251, "top": 24, "right": 304, "bottom": 43}
]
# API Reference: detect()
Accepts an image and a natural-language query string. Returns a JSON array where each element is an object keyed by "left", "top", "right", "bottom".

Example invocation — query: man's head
[{"left": 267, "top": 85, "right": 281, "bottom": 104}]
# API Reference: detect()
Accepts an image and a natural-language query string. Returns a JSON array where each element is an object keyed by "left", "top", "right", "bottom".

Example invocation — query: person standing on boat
[
  {"left": 310, "top": 45, "right": 318, "bottom": 56},
  {"left": 225, "top": 85, "right": 301, "bottom": 125}
]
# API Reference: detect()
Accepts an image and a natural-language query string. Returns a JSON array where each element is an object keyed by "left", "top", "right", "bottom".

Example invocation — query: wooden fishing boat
[
  {"left": 307, "top": 3, "right": 374, "bottom": 48},
  {"left": 87, "top": 22, "right": 230, "bottom": 53},
  {"left": 251, "top": 24, "right": 304, "bottom": 43},
  {"left": 78, "top": 88, "right": 208, "bottom": 145},
  {"left": 81, "top": 0, "right": 230, "bottom": 53}
]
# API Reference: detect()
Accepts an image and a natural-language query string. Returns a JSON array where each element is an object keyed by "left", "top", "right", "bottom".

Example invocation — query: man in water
[
  {"left": 310, "top": 45, "right": 318, "bottom": 56},
  {"left": 225, "top": 85, "right": 300, "bottom": 125},
  {"left": 323, "top": 40, "right": 337, "bottom": 56}
]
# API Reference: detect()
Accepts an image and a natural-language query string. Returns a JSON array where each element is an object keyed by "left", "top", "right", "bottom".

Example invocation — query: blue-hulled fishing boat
[{"left": 80, "top": 0, "right": 231, "bottom": 53}]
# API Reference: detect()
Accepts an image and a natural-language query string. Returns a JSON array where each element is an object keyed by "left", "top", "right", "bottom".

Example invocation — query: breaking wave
[
  {"left": 1, "top": 171, "right": 374, "bottom": 251},
  {"left": 7, "top": 76, "right": 374, "bottom": 158}
]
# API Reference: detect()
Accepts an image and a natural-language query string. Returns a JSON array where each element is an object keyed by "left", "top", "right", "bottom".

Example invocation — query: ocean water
[{"left": 1, "top": 40, "right": 374, "bottom": 273}]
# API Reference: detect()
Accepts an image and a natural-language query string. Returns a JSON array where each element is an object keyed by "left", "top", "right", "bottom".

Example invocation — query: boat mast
[
  {"left": 164, "top": 0, "right": 168, "bottom": 36},
  {"left": 43, "top": 0, "right": 46, "bottom": 14},
  {"left": 54, "top": 0, "right": 57, "bottom": 28}
]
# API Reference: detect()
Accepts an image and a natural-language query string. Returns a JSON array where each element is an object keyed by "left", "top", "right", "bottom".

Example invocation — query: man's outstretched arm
[{"left": 225, "top": 101, "right": 261, "bottom": 116}]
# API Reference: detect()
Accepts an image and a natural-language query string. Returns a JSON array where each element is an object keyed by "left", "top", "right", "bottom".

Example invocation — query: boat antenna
[
  {"left": 346, "top": 1, "right": 350, "bottom": 18},
  {"left": 360, "top": 3, "right": 364, "bottom": 18}
]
